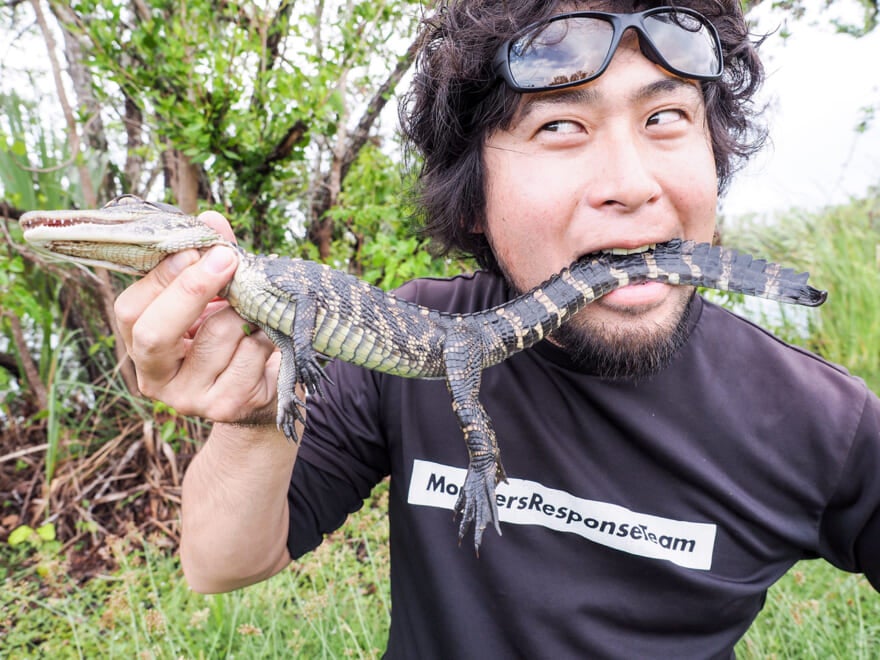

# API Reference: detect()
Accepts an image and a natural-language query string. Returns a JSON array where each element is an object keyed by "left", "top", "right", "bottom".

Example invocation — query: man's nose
[{"left": 583, "top": 133, "right": 662, "bottom": 212}]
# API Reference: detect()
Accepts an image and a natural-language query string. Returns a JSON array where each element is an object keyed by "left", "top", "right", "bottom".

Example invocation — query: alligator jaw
[{"left": 19, "top": 196, "right": 228, "bottom": 275}]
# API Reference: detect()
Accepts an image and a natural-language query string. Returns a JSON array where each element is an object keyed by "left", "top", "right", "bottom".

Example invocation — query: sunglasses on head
[{"left": 494, "top": 7, "right": 724, "bottom": 93}]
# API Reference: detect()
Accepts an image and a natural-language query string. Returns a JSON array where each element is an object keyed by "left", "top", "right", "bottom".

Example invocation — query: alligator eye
[{"left": 106, "top": 194, "right": 141, "bottom": 209}]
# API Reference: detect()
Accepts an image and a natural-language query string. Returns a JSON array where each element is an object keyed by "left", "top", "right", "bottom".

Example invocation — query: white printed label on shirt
[{"left": 407, "top": 459, "right": 716, "bottom": 570}]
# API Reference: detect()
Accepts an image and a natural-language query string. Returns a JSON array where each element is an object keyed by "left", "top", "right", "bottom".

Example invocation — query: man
[{"left": 114, "top": 1, "right": 880, "bottom": 657}]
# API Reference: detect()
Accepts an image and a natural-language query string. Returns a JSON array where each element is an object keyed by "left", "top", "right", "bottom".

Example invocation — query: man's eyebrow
[
  {"left": 514, "top": 76, "right": 703, "bottom": 121},
  {"left": 515, "top": 86, "right": 600, "bottom": 121},
  {"left": 632, "top": 77, "right": 703, "bottom": 104}
]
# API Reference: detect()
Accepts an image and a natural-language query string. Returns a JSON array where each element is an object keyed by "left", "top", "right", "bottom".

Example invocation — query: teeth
[{"left": 601, "top": 244, "right": 656, "bottom": 255}]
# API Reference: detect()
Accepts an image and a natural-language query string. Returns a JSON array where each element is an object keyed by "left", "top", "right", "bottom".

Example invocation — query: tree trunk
[{"left": 163, "top": 148, "right": 201, "bottom": 215}]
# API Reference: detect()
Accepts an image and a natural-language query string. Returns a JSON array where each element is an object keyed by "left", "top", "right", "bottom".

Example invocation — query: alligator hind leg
[
  {"left": 444, "top": 335, "right": 508, "bottom": 553},
  {"left": 451, "top": 397, "right": 507, "bottom": 553}
]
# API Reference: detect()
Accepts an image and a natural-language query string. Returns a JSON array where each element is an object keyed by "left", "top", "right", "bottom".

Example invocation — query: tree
[
  {"left": 742, "top": 0, "right": 878, "bottom": 35},
  {"left": 42, "top": 0, "right": 423, "bottom": 253},
  {"left": 0, "top": 0, "right": 434, "bottom": 556}
]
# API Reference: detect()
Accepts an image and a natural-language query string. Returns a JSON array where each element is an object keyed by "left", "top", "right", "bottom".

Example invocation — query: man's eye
[
  {"left": 647, "top": 109, "right": 685, "bottom": 127},
  {"left": 541, "top": 120, "right": 582, "bottom": 134}
]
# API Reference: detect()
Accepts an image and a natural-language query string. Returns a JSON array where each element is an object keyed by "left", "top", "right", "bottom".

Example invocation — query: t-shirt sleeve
[
  {"left": 286, "top": 359, "right": 391, "bottom": 559},
  {"left": 818, "top": 387, "right": 880, "bottom": 591}
]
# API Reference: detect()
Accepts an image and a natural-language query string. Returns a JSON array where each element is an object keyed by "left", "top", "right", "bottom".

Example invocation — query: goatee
[{"left": 549, "top": 291, "right": 695, "bottom": 380}]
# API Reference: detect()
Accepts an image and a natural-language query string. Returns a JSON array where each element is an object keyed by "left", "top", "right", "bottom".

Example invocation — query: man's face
[{"left": 481, "top": 32, "right": 718, "bottom": 377}]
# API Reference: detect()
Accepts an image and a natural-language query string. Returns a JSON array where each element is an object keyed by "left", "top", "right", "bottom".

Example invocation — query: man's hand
[
  {"left": 115, "top": 211, "right": 298, "bottom": 592},
  {"left": 114, "top": 211, "right": 280, "bottom": 426}
]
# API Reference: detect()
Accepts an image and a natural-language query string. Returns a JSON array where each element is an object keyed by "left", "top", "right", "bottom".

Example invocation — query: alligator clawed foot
[
  {"left": 276, "top": 390, "right": 308, "bottom": 443},
  {"left": 454, "top": 460, "right": 506, "bottom": 554},
  {"left": 298, "top": 356, "right": 331, "bottom": 399}
]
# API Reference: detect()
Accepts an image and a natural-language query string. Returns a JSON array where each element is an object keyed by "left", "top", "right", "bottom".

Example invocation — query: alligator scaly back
[
  {"left": 470, "top": 239, "right": 825, "bottom": 371},
  {"left": 19, "top": 196, "right": 827, "bottom": 552},
  {"left": 231, "top": 239, "right": 826, "bottom": 549}
]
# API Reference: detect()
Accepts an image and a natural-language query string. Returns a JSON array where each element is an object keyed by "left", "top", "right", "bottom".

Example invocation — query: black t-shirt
[{"left": 288, "top": 271, "right": 880, "bottom": 659}]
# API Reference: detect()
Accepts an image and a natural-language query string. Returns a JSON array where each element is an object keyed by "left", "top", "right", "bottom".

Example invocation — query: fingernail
[
  {"left": 166, "top": 251, "right": 198, "bottom": 275},
  {"left": 200, "top": 246, "right": 236, "bottom": 274}
]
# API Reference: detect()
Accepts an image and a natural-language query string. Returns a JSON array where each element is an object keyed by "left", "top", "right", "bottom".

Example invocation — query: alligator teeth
[{"left": 601, "top": 244, "right": 656, "bottom": 256}]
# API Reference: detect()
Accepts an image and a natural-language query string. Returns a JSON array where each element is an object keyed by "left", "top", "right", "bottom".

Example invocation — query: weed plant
[
  {"left": 739, "top": 561, "right": 880, "bottom": 658},
  {"left": 721, "top": 194, "right": 880, "bottom": 391}
]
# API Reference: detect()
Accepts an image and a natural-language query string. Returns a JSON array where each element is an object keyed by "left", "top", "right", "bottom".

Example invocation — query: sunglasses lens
[
  {"left": 500, "top": 10, "right": 723, "bottom": 92},
  {"left": 508, "top": 17, "right": 613, "bottom": 89},
  {"left": 642, "top": 11, "right": 721, "bottom": 77}
]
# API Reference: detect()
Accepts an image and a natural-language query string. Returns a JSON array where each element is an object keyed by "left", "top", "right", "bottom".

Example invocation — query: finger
[
  {"left": 116, "top": 211, "right": 235, "bottom": 348},
  {"left": 115, "top": 249, "right": 201, "bottom": 350},
  {"left": 194, "top": 324, "right": 281, "bottom": 423},
  {"left": 128, "top": 245, "right": 239, "bottom": 389},
  {"left": 187, "top": 298, "right": 233, "bottom": 339},
  {"left": 198, "top": 210, "right": 236, "bottom": 243},
  {"left": 180, "top": 305, "right": 275, "bottom": 393},
  {"left": 167, "top": 306, "right": 279, "bottom": 423}
]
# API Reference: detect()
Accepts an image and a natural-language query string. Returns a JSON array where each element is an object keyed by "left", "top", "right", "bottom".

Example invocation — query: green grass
[
  {"left": 1, "top": 485, "right": 392, "bottom": 659},
  {"left": 723, "top": 194, "right": 880, "bottom": 391},
  {"left": 4, "top": 494, "right": 878, "bottom": 657},
  {"left": 739, "top": 561, "right": 880, "bottom": 658}
]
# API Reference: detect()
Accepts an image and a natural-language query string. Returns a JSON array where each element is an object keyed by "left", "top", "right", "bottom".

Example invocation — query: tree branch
[
  {"left": 32, "top": 0, "right": 96, "bottom": 206},
  {"left": 340, "top": 34, "right": 419, "bottom": 182},
  {"left": 256, "top": 119, "right": 309, "bottom": 177},
  {"left": 264, "top": 0, "right": 295, "bottom": 71},
  {"left": 0, "top": 201, "right": 25, "bottom": 220},
  {"left": 2, "top": 311, "right": 48, "bottom": 412}
]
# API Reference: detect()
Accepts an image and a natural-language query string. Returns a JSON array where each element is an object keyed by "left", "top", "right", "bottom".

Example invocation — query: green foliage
[
  {"left": 3, "top": 523, "right": 62, "bottom": 583},
  {"left": 0, "top": 91, "right": 93, "bottom": 430},
  {"left": 7, "top": 522, "right": 56, "bottom": 548},
  {"left": 323, "top": 144, "right": 468, "bottom": 287},
  {"left": 0, "top": 92, "right": 80, "bottom": 210},
  {"left": 743, "top": 0, "right": 879, "bottom": 36},
  {"left": 60, "top": 0, "right": 423, "bottom": 253},
  {"left": 0, "top": 0, "right": 439, "bottom": 545}
]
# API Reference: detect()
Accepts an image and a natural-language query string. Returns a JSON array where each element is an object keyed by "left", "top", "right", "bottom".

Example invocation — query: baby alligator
[{"left": 20, "top": 195, "right": 827, "bottom": 551}]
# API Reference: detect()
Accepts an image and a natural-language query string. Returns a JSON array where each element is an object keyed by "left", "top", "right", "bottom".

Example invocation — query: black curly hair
[{"left": 399, "top": 1, "right": 765, "bottom": 272}]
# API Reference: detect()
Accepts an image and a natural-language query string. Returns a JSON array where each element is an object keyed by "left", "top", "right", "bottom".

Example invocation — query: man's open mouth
[{"left": 599, "top": 244, "right": 656, "bottom": 256}]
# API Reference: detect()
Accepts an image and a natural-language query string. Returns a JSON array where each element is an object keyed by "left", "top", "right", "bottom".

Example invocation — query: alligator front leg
[
  {"left": 264, "top": 327, "right": 308, "bottom": 441},
  {"left": 263, "top": 297, "right": 329, "bottom": 443},
  {"left": 444, "top": 331, "right": 508, "bottom": 553}
]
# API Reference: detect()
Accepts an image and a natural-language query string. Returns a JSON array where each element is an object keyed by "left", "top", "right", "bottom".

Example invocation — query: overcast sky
[{"left": 722, "top": 2, "right": 880, "bottom": 218}]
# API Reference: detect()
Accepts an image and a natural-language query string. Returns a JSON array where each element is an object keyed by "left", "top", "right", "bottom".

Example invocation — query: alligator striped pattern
[{"left": 20, "top": 196, "right": 827, "bottom": 551}]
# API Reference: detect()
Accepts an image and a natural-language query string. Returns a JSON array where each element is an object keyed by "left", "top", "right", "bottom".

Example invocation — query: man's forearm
[{"left": 180, "top": 422, "right": 297, "bottom": 593}]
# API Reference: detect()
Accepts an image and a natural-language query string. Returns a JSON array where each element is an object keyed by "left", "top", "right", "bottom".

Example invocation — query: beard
[
  {"left": 547, "top": 288, "right": 695, "bottom": 380},
  {"left": 490, "top": 236, "right": 699, "bottom": 380}
]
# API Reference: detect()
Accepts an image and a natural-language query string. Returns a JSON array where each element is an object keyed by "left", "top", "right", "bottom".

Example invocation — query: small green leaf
[
  {"left": 8, "top": 525, "right": 36, "bottom": 546},
  {"left": 161, "top": 419, "right": 177, "bottom": 443},
  {"left": 327, "top": 89, "right": 345, "bottom": 115},
  {"left": 36, "top": 522, "right": 56, "bottom": 542}
]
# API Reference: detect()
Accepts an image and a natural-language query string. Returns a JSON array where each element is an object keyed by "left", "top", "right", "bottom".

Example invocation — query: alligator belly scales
[{"left": 20, "top": 196, "right": 828, "bottom": 551}]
